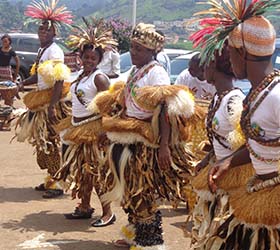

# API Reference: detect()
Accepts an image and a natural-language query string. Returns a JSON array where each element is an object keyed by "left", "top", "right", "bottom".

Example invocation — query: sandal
[
  {"left": 42, "top": 189, "right": 63, "bottom": 199},
  {"left": 34, "top": 183, "right": 46, "bottom": 191},
  {"left": 64, "top": 207, "right": 94, "bottom": 220},
  {"left": 91, "top": 214, "right": 116, "bottom": 227},
  {"left": 113, "top": 239, "right": 130, "bottom": 248}
]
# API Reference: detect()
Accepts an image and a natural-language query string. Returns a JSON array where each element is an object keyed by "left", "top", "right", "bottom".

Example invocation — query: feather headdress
[
  {"left": 66, "top": 17, "right": 118, "bottom": 52},
  {"left": 189, "top": 0, "right": 280, "bottom": 64},
  {"left": 25, "top": 0, "right": 73, "bottom": 30}
]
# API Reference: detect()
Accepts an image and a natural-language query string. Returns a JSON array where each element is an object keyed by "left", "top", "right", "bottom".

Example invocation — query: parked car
[{"left": 1, "top": 33, "right": 69, "bottom": 82}]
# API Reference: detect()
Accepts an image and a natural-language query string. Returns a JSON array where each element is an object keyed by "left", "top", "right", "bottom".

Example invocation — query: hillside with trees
[{"left": 3, "top": 0, "right": 280, "bottom": 48}]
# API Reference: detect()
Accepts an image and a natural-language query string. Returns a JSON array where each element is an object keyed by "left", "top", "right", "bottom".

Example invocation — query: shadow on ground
[
  {"left": 50, "top": 239, "right": 116, "bottom": 250},
  {"left": 2, "top": 210, "right": 95, "bottom": 234},
  {"left": 0, "top": 186, "right": 46, "bottom": 203}
]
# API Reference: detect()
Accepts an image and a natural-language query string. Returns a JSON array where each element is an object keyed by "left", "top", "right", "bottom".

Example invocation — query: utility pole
[{"left": 132, "top": 0, "right": 137, "bottom": 27}]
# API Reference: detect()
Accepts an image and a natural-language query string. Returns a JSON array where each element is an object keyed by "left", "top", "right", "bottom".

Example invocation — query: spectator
[
  {"left": 156, "top": 30, "right": 171, "bottom": 76},
  {"left": 98, "top": 31, "right": 120, "bottom": 79},
  {"left": 0, "top": 34, "right": 20, "bottom": 82},
  {"left": 175, "top": 53, "right": 216, "bottom": 100}
]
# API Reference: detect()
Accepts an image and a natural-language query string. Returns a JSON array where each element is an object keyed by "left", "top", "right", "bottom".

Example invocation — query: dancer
[
  {"left": 192, "top": 0, "right": 280, "bottom": 249},
  {"left": 15, "top": 0, "right": 73, "bottom": 198},
  {"left": 189, "top": 42, "right": 253, "bottom": 248},
  {"left": 55, "top": 19, "right": 117, "bottom": 226},
  {"left": 93, "top": 23, "right": 204, "bottom": 250}
]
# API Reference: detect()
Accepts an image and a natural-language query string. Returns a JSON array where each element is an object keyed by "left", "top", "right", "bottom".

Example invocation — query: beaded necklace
[
  {"left": 126, "top": 62, "right": 158, "bottom": 98},
  {"left": 206, "top": 87, "right": 238, "bottom": 149},
  {"left": 241, "top": 69, "right": 280, "bottom": 147}
]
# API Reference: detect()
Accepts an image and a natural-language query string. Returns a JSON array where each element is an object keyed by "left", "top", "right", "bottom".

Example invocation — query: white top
[
  {"left": 212, "top": 89, "right": 245, "bottom": 160},
  {"left": 125, "top": 61, "right": 170, "bottom": 120},
  {"left": 175, "top": 69, "right": 216, "bottom": 100},
  {"left": 37, "top": 42, "right": 64, "bottom": 90},
  {"left": 71, "top": 69, "right": 109, "bottom": 118},
  {"left": 247, "top": 77, "right": 280, "bottom": 175},
  {"left": 98, "top": 50, "right": 120, "bottom": 76},
  {"left": 156, "top": 50, "right": 171, "bottom": 76}
]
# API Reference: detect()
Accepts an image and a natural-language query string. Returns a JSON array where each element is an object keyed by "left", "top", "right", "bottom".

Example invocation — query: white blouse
[
  {"left": 71, "top": 69, "right": 109, "bottom": 118},
  {"left": 211, "top": 89, "right": 245, "bottom": 160},
  {"left": 247, "top": 77, "right": 280, "bottom": 175},
  {"left": 37, "top": 42, "right": 64, "bottom": 90},
  {"left": 125, "top": 61, "right": 170, "bottom": 120}
]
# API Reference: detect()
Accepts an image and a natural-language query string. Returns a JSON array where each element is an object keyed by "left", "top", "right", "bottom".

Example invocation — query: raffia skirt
[
  {"left": 55, "top": 116, "right": 111, "bottom": 200},
  {"left": 191, "top": 163, "right": 255, "bottom": 249}
]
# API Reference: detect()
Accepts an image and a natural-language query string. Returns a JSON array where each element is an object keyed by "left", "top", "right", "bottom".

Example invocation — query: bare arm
[
  {"left": 158, "top": 101, "right": 172, "bottom": 170},
  {"left": 48, "top": 80, "right": 64, "bottom": 123},
  {"left": 95, "top": 74, "right": 110, "bottom": 92}
]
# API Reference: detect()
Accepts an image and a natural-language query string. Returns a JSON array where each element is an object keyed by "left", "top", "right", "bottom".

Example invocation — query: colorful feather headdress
[
  {"left": 66, "top": 17, "right": 118, "bottom": 52},
  {"left": 189, "top": 0, "right": 280, "bottom": 64},
  {"left": 24, "top": 0, "right": 73, "bottom": 31}
]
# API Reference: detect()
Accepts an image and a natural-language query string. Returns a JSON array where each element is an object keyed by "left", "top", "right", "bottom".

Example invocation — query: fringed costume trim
[
  {"left": 55, "top": 118, "right": 110, "bottom": 201},
  {"left": 15, "top": 101, "right": 71, "bottom": 153},
  {"left": 101, "top": 141, "right": 194, "bottom": 209},
  {"left": 191, "top": 163, "right": 255, "bottom": 249},
  {"left": 23, "top": 82, "right": 71, "bottom": 111}
]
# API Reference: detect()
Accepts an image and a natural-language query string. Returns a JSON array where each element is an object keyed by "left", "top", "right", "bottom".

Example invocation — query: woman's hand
[
  {"left": 158, "top": 143, "right": 171, "bottom": 171},
  {"left": 207, "top": 157, "right": 231, "bottom": 193}
]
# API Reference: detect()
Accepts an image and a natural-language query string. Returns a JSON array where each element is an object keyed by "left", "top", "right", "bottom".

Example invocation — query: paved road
[{"left": 0, "top": 116, "right": 192, "bottom": 250}]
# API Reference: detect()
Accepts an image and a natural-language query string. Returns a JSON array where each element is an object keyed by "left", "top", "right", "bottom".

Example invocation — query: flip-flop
[
  {"left": 112, "top": 239, "right": 130, "bottom": 248},
  {"left": 91, "top": 214, "right": 116, "bottom": 227}
]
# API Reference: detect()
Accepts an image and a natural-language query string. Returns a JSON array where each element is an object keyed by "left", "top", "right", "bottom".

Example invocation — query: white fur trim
[
  {"left": 107, "top": 132, "right": 158, "bottom": 148},
  {"left": 166, "top": 90, "right": 195, "bottom": 118}
]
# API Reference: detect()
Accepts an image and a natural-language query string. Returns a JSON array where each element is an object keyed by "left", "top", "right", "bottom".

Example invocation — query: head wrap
[
  {"left": 229, "top": 16, "right": 276, "bottom": 56},
  {"left": 66, "top": 17, "right": 118, "bottom": 52},
  {"left": 24, "top": 0, "right": 73, "bottom": 31},
  {"left": 189, "top": 0, "right": 279, "bottom": 64},
  {"left": 131, "top": 23, "right": 164, "bottom": 53}
]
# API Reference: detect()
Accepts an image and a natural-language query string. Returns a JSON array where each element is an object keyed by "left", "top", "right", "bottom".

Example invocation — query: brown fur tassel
[
  {"left": 23, "top": 82, "right": 71, "bottom": 110},
  {"left": 103, "top": 116, "right": 155, "bottom": 144},
  {"left": 133, "top": 85, "right": 193, "bottom": 111},
  {"left": 63, "top": 118, "right": 103, "bottom": 144}
]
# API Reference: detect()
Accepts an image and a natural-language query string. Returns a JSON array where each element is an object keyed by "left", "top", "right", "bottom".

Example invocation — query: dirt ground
[{"left": 0, "top": 100, "right": 193, "bottom": 250}]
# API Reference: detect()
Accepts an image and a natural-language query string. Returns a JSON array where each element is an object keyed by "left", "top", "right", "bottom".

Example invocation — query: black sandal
[
  {"left": 64, "top": 207, "right": 94, "bottom": 219},
  {"left": 35, "top": 183, "right": 46, "bottom": 191},
  {"left": 42, "top": 189, "right": 63, "bottom": 199}
]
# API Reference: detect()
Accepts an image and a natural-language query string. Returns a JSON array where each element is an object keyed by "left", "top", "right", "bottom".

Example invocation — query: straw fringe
[
  {"left": 229, "top": 183, "right": 280, "bottom": 226},
  {"left": 103, "top": 116, "right": 155, "bottom": 144},
  {"left": 89, "top": 81, "right": 125, "bottom": 115},
  {"left": 14, "top": 101, "right": 71, "bottom": 153},
  {"left": 133, "top": 85, "right": 194, "bottom": 114},
  {"left": 63, "top": 118, "right": 103, "bottom": 144},
  {"left": 192, "top": 163, "right": 254, "bottom": 192},
  {"left": 23, "top": 82, "right": 71, "bottom": 110}
]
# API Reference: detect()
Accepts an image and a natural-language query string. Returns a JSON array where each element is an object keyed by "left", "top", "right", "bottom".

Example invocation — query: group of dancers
[{"left": 12, "top": 0, "right": 280, "bottom": 249}]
